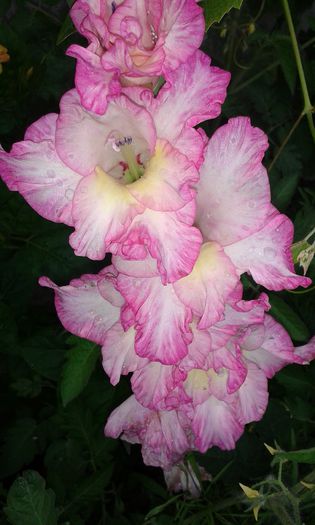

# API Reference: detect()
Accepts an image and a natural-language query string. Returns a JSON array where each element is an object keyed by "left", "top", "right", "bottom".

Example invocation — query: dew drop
[
  {"left": 248, "top": 200, "right": 256, "bottom": 208},
  {"left": 95, "top": 315, "right": 103, "bottom": 323},
  {"left": 57, "top": 179, "right": 63, "bottom": 187},
  {"left": 230, "top": 135, "right": 237, "bottom": 145}
]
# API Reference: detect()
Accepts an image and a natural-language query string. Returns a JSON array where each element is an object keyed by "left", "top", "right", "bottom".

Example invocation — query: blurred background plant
[{"left": 0, "top": 0, "right": 315, "bottom": 524}]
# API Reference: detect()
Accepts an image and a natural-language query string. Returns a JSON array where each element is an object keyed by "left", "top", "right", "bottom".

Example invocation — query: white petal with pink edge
[
  {"left": 127, "top": 139, "right": 198, "bottom": 212},
  {"left": 196, "top": 117, "right": 270, "bottom": 246},
  {"left": 119, "top": 205, "right": 202, "bottom": 283},
  {"left": 102, "top": 323, "right": 142, "bottom": 385},
  {"left": 39, "top": 272, "right": 122, "bottom": 345},
  {"left": 117, "top": 273, "right": 192, "bottom": 364},
  {"left": 193, "top": 397, "right": 243, "bottom": 452},
  {"left": 56, "top": 89, "right": 156, "bottom": 176},
  {"left": 174, "top": 242, "right": 239, "bottom": 329},
  {"left": 243, "top": 314, "right": 302, "bottom": 377},
  {"left": 0, "top": 114, "right": 81, "bottom": 225},
  {"left": 236, "top": 364, "right": 268, "bottom": 424},
  {"left": 131, "top": 361, "right": 186, "bottom": 409},
  {"left": 70, "top": 167, "right": 144, "bottom": 260},
  {"left": 225, "top": 212, "right": 312, "bottom": 290}
]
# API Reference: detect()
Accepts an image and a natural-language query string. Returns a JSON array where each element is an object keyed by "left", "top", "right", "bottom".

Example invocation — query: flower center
[{"left": 110, "top": 136, "right": 144, "bottom": 183}]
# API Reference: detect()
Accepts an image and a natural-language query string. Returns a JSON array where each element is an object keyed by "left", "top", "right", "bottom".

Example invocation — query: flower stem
[{"left": 281, "top": 0, "right": 315, "bottom": 142}]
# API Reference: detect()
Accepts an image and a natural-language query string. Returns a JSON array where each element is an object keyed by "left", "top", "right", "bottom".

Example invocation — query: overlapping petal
[{"left": 39, "top": 268, "right": 123, "bottom": 345}]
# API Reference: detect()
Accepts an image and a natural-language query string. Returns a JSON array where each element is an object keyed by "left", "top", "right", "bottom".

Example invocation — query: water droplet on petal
[
  {"left": 248, "top": 200, "right": 256, "bottom": 208},
  {"left": 57, "top": 179, "right": 63, "bottom": 187}
]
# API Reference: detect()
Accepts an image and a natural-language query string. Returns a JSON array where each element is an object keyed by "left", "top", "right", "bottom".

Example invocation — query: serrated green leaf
[
  {"left": 0, "top": 419, "right": 37, "bottom": 479},
  {"left": 60, "top": 337, "right": 100, "bottom": 406},
  {"left": 202, "top": 0, "right": 243, "bottom": 30},
  {"left": 269, "top": 293, "right": 310, "bottom": 341},
  {"left": 272, "top": 447, "right": 315, "bottom": 464},
  {"left": 5, "top": 471, "right": 58, "bottom": 525}
]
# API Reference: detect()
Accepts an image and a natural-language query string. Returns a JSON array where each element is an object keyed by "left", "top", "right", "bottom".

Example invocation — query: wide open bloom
[
  {"left": 196, "top": 116, "right": 311, "bottom": 292},
  {"left": 0, "top": 51, "right": 230, "bottom": 284},
  {"left": 67, "top": 0, "right": 205, "bottom": 113}
]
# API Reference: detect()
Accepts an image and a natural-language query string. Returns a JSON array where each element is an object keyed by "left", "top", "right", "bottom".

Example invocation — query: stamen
[
  {"left": 111, "top": 1, "right": 117, "bottom": 13},
  {"left": 150, "top": 24, "right": 158, "bottom": 44}
]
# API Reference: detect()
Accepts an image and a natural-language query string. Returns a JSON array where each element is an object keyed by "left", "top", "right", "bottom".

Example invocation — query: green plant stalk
[{"left": 281, "top": 0, "right": 315, "bottom": 142}]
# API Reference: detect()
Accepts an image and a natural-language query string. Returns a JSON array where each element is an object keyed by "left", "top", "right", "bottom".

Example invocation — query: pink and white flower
[
  {"left": 67, "top": 0, "right": 205, "bottom": 113},
  {"left": 0, "top": 52, "right": 230, "bottom": 283},
  {"left": 196, "top": 116, "right": 311, "bottom": 292}
]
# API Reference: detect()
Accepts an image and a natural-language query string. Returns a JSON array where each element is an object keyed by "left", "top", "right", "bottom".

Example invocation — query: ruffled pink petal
[
  {"left": 236, "top": 364, "right": 268, "bottom": 424},
  {"left": 181, "top": 323, "right": 212, "bottom": 370},
  {"left": 116, "top": 204, "right": 202, "bottom": 283},
  {"left": 159, "top": 52, "right": 229, "bottom": 129},
  {"left": 0, "top": 114, "right": 81, "bottom": 225},
  {"left": 160, "top": 0, "right": 204, "bottom": 70},
  {"left": 104, "top": 395, "right": 151, "bottom": 443},
  {"left": 174, "top": 242, "right": 239, "bottom": 329},
  {"left": 117, "top": 273, "right": 192, "bottom": 364},
  {"left": 196, "top": 117, "right": 271, "bottom": 246},
  {"left": 193, "top": 397, "right": 243, "bottom": 452},
  {"left": 243, "top": 314, "right": 302, "bottom": 377},
  {"left": 294, "top": 336, "right": 315, "bottom": 362},
  {"left": 39, "top": 271, "right": 123, "bottom": 344},
  {"left": 127, "top": 139, "right": 198, "bottom": 211},
  {"left": 66, "top": 45, "right": 121, "bottom": 114},
  {"left": 102, "top": 323, "right": 142, "bottom": 385},
  {"left": 69, "top": 167, "right": 144, "bottom": 260},
  {"left": 143, "top": 409, "right": 190, "bottom": 468},
  {"left": 225, "top": 212, "right": 312, "bottom": 291},
  {"left": 131, "top": 361, "right": 186, "bottom": 409},
  {"left": 56, "top": 89, "right": 156, "bottom": 176}
]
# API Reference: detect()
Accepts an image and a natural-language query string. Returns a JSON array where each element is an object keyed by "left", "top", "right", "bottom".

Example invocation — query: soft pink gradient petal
[
  {"left": 154, "top": 51, "right": 229, "bottom": 133},
  {"left": 39, "top": 271, "right": 123, "bottom": 345},
  {"left": 117, "top": 205, "right": 202, "bottom": 283},
  {"left": 295, "top": 336, "right": 315, "bottom": 362},
  {"left": 127, "top": 139, "right": 198, "bottom": 212},
  {"left": 131, "top": 361, "right": 186, "bottom": 409},
  {"left": 174, "top": 242, "right": 239, "bottom": 329},
  {"left": 193, "top": 397, "right": 243, "bottom": 452},
  {"left": 56, "top": 89, "right": 156, "bottom": 176},
  {"left": 105, "top": 395, "right": 151, "bottom": 444},
  {"left": 102, "top": 324, "right": 141, "bottom": 385},
  {"left": 160, "top": 0, "right": 204, "bottom": 70},
  {"left": 69, "top": 168, "right": 144, "bottom": 260},
  {"left": 117, "top": 273, "right": 192, "bottom": 364},
  {"left": 225, "top": 212, "right": 312, "bottom": 290},
  {"left": 0, "top": 115, "right": 81, "bottom": 225},
  {"left": 66, "top": 45, "right": 121, "bottom": 114},
  {"left": 196, "top": 117, "right": 271, "bottom": 246},
  {"left": 236, "top": 364, "right": 268, "bottom": 424},
  {"left": 243, "top": 315, "right": 303, "bottom": 377}
]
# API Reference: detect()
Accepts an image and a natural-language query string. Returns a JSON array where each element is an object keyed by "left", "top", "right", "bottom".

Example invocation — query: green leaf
[
  {"left": 273, "top": 35, "right": 297, "bottom": 94},
  {"left": 272, "top": 447, "right": 315, "bottom": 464},
  {"left": 269, "top": 293, "right": 310, "bottom": 342},
  {"left": 56, "top": 15, "right": 76, "bottom": 45},
  {"left": 201, "top": 0, "right": 243, "bottom": 30},
  {"left": 0, "top": 419, "right": 37, "bottom": 479},
  {"left": 60, "top": 337, "right": 100, "bottom": 406},
  {"left": 5, "top": 471, "right": 58, "bottom": 525}
]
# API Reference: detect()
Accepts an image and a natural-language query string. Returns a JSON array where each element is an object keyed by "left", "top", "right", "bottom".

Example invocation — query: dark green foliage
[{"left": 0, "top": 0, "right": 315, "bottom": 524}]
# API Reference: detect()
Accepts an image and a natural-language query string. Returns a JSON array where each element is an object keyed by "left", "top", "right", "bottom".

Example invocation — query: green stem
[{"left": 281, "top": 0, "right": 315, "bottom": 142}]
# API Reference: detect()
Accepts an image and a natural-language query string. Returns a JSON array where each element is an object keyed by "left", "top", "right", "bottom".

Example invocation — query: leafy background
[{"left": 0, "top": 0, "right": 315, "bottom": 523}]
